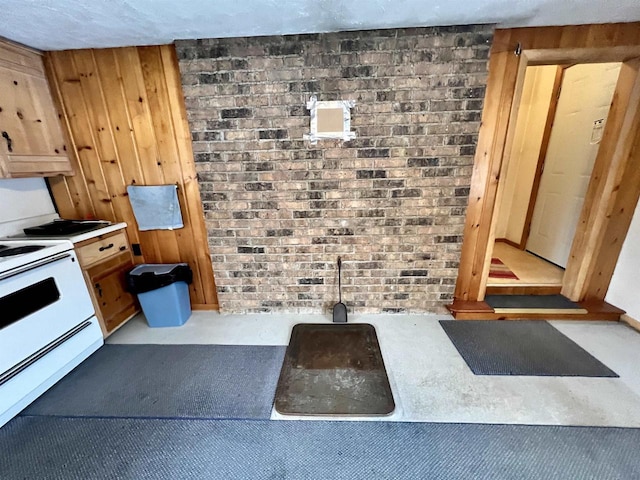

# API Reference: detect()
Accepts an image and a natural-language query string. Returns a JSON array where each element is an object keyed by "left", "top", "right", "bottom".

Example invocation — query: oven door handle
[{"left": 0, "top": 253, "right": 72, "bottom": 282}]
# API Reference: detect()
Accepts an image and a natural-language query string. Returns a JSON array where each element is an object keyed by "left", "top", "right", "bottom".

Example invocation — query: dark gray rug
[
  {"left": 440, "top": 320, "right": 618, "bottom": 377},
  {"left": 484, "top": 294, "right": 582, "bottom": 310},
  {"left": 22, "top": 344, "right": 285, "bottom": 419},
  {"left": 2, "top": 416, "right": 639, "bottom": 479}
]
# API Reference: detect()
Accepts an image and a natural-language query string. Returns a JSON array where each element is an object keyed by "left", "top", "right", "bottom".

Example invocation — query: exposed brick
[{"left": 177, "top": 25, "right": 490, "bottom": 314}]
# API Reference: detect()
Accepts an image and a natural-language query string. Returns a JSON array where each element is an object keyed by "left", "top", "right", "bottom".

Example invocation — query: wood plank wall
[{"left": 44, "top": 45, "right": 218, "bottom": 309}]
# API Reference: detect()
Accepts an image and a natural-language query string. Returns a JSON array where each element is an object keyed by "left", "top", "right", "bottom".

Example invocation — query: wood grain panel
[
  {"left": 455, "top": 22, "right": 640, "bottom": 304},
  {"left": 45, "top": 45, "right": 218, "bottom": 309}
]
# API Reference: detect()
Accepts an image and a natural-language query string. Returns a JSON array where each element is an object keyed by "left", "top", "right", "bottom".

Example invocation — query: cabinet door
[
  {"left": 85, "top": 252, "right": 139, "bottom": 335},
  {"left": 0, "top": 40, "right": 72, "bottom": 177}
]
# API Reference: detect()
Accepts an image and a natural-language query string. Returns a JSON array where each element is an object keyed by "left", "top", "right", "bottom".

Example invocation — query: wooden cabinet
[
  {"left": 0, "top": 39, "right": 72, "bottom": 178},
  {"left": 76, "top": 230, "right": 139, "bottom": 337}
]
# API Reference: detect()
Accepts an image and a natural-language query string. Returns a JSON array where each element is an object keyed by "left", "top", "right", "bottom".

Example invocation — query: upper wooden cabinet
[{"left": 0, "top": 39, "right": 72, "bottom": 178}]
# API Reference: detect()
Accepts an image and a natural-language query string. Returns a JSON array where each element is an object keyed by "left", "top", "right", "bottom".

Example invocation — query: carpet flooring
[
  {"left": 22, "top": 344, "right": 286, "bottom": 419},
  {"left": 2, "top": 416, "right": 639, "bottom": 479},
  {"left": 440, "top": 320, "right": 618, "bottom": 377}
]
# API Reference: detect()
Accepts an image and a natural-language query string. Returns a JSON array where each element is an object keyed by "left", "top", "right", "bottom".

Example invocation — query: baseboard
[
  {"left": 495, "top": 238, "right": 521, "bottom": 249},
  {"left": 620, "top": 314, "right": 640, "bottom": 332},
  {"left": 191, "top": 304, "right": 219, "bottom": 311}
]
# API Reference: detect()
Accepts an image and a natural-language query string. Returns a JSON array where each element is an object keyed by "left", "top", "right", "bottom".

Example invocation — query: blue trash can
[{"left": 127, "top": 263, "right": 193, "bottom": 327}]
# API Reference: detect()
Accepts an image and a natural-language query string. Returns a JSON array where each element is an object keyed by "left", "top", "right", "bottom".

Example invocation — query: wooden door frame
[{"left": 454, "top": 23, "right": 640, "bottom": 303}]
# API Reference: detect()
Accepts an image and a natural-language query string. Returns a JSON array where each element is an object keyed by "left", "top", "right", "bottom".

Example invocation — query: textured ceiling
[{"left": 1, "top": 0, "right": 639, "bottom": 51}]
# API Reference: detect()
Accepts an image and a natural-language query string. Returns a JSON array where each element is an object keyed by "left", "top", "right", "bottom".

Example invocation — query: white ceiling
[{"left": 1, "top": 0, "right": 639, "bottom": 51}]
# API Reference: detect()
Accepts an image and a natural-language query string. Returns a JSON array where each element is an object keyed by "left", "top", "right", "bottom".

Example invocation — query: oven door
[{"left": 0, "top": 251, "right": 95, "bottom": 374}]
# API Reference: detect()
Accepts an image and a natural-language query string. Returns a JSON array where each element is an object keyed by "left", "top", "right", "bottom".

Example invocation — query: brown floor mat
[{"left": 274, "top": 323, "right": 395, "bottom": 416}]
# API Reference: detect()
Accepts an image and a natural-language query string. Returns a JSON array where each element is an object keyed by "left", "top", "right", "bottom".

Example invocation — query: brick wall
[{"left": 176, "top": 25, "right": 492, "bottom": 314}]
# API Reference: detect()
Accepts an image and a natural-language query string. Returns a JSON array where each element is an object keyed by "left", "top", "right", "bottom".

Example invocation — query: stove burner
[{"left": 0, "top": 245, "right": 46, "bottom": 257}]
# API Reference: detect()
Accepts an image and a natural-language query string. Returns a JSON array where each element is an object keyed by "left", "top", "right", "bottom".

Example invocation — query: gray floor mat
[
  {"left": 2, "top": 416, "right": 639, "bottom": 480},
  {"left": 22, "top": 344, "right": 285, "bottom": 419},
  {"left": 484, "top": 294, "right": 582, "bottom": 310},
  {"left": 440, "top": 320, "right": 618, "bottom": 376}
]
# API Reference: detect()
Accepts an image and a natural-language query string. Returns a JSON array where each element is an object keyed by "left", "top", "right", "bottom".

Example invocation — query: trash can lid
[{"left": 128, "top": 263, "right": 189, "bottom": 276}]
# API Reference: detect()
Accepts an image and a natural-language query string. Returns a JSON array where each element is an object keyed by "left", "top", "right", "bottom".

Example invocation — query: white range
[{"left": 0, "top": 239, "right": 103, "bottom": 427}]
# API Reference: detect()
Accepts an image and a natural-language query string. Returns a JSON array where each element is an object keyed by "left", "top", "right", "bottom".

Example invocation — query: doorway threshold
[{"left": 447, "top": 299, "right": 624, "bottom": 321}]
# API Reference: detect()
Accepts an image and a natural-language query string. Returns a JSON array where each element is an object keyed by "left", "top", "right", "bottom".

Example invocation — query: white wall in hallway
[
  {"left": 0, "top": 178, "right": 56, "bottom": 236},
  {"left": 607, "top": 199, "right": 640, "bottom": 321}
]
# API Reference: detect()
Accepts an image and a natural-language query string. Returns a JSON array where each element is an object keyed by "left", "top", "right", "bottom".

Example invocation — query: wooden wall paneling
[
  {"left": 112, "top": 47, "right": 165, "bottom": 263},
  {"left": 159, "top": 45, "right": 218, "bottom": 306},
  {"left": 563, "top": 59, "right": 640, "bottom": 300},
  {"left": 136, "top": 46, "right": 184, "bottom": 266},
  {"left": 46, "top": 50, "right": 115, "bottom": 221},
  {"left": 91, "top": 48, "right": 145, "bottom": 249},
  {"left": 44, "top": 45, "right": 218, "bottom": 309},
  {"left": 455, "top": 22, "right": 640, "bottom": 305},
  {"left": 71, "top": 50, "right": 135, "bottom": 236}
]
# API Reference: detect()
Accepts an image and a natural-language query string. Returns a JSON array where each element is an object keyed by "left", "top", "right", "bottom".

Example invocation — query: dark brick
[
  {"left": 327, "top": 228, "right": 354, "bottom": 236},
  {"left": 377, "top": 91, "right": 395, "bottom": 102},
  {"left": 237, "top": 246, "right": 265, "bottom": 254},
  {"left": 312, "top": 237, "right": 339, "bottom": 244},
  {"left": 231, "top": 59, "right": 249, "bottom": 69},
  {"left": 245, "top": 182, "right": 273, "bottom": 191},
  {"left": 289, "top": 105, "right": 309, "bottom": 116},
  {"left": 391, "top": 189, "right": 421, "bottom": 198},
  {"left": 447, "top": 135, "right": 476, "bottom": 146},
  {"left": 200, "top": 46, "right": 229, "bottom": 58},
  {"left": 206, "top": 120, "right": 233, "bottom": 130},
  {"left": 408, "top": 157, "right": 440, "bottom": 167},
  {"left": 198, "top": 72, "right": 231, "bottom": 84},
  {"left": 266, "top": 229, "right": 294, "bottom": 237},
  {"left": 259, "top": 129, "right": 288, "bottom": 140},
  {"left": 233, "top": 211, "right": 257, "bottom": 219},
  {"left": 434, "top": 235, "right": 462, "bottom": 243},
  {"left": 298, "top": 278, "right": 324, "bottom": 285},
  {"left": 356, "top": 209, "right": 385, "bottom": 217},
  {"left": 244, "top": 162, "right": 274, "bottom": 171},
  {"left": 250, "top": 201, "right": 277, "bottom": 209},
  {"left": 311, "top": 200, "right": 338, "bottom": 210},
  {"left": 194, "top": 152, "right": 221, "bottom": 162},
  {"left": 221, "top": 108, "right": 252, "bottom": 119},
  {"left": 356, "top": 170, "right": 387, "bottom": 179},
  {"left": 294, "top": 191, "right": 323, "bottom": 200},
  {"left": 341, "top": 66, "right": 373, "bottom": 78},
  {"left": 340, "top": 39, "right": 375, "bottom": 51},
  {"left": 455, "top": 187, "right": 470, "bottom": 197},
  {"left": 357, "top": 148, "right": 389, "bottom": 158},
  {"left": 382, "top": 307, "right": 407, "bottom": 313},
  {"left": 400, "top": 270, "right": 429, "bottom": 276},
  {"left": 358, "top": 190, "right": 387, "bottom": 199},
  {"left": 374, "top": 179, "right": 405, "bottom": 188},
  {"left": 405, "top": 217, "right": 433, "bottom": 226},
  {"left": 460, "top": 146, "right": 476, "bottom": 156},
  {"left": 422, "top": 167, "right": 454, "bottom": 177},
  {"left": 310, "top": 181, "right": 339, "bottom": 190},
  {"left": 192, "top": 131, "right": 222, "bottom": 141},
  {"left": 201, "top": 192, "right": 227, "bottom": 201},
  {"left": 268, "top": 43, "right": 303, "bottom": 56},
  {"left": 294, "top": 211, "right": 322, "bottom": 218}
]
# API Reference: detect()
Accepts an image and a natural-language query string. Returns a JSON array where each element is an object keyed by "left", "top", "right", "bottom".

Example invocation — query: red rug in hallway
[{"left": 489, "top": 258, "right": 519, "bottom": 280}]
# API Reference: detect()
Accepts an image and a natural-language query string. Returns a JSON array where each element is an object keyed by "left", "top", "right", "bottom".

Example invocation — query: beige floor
[{"left": 488, "top": 242, "right": 564, "bottom": 286}]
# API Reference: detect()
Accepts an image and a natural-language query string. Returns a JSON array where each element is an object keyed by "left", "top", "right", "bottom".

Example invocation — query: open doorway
[{"left": 487, "top": 62, "right": 622, "bottom": 295}]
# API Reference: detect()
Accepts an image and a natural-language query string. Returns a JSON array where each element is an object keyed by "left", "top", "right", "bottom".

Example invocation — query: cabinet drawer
[{"left": 77, "top": 232, "right": 129, "bottom": 267}]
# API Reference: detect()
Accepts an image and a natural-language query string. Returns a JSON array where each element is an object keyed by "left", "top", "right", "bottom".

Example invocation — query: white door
[{"left": 526, "top": 63, "right": 621, "bottom": 268}]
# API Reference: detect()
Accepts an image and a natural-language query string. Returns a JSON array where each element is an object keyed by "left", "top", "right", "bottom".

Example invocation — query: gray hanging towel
[{"left": 127, "top": 185, "right": 184, "bottom": 231}]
